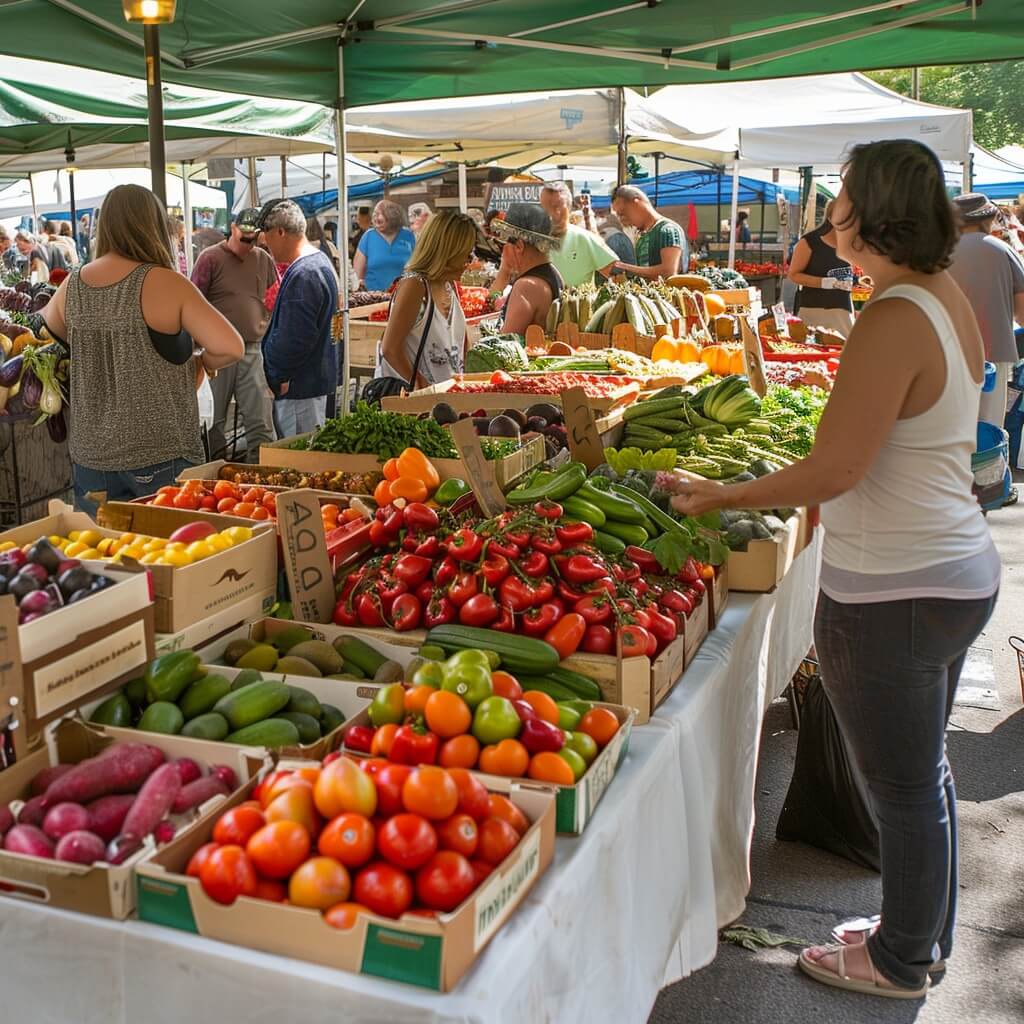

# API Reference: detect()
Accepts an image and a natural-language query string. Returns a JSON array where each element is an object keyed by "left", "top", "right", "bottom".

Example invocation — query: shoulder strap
[{"left": 408, "top": 278, "right": 436, "bottom": 387}]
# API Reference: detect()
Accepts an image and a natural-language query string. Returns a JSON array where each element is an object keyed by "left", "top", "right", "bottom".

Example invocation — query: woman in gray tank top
[{"left": 42, "top": 185, "right": 243, "bottom": 515}]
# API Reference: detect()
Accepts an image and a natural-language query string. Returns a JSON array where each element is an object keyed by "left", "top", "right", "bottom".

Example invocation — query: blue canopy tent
[
  {"left": 292, "top": 169, "right": 444, "bottom": 216},
  {"left": 979, "top": 180, "right": 1024, "bottom": 202},
  {"left": 589, "top": 169, "right": 799, "bottom": 208}
]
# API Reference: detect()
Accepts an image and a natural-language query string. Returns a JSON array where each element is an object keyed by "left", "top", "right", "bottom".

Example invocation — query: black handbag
[{"left": 362, "top": 281, "right": 436, "bottom": 405}]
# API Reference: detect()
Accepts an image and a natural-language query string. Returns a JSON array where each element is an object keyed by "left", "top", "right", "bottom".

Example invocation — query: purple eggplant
[
  {"left": 20, "top": 367, "right": 42, "bottom": 411},
  {"left": 0, "top": 354, "right": 23, "bottom": 389},
  {"left": 46, "top": 409, "right": 67, "bottom": 443}
]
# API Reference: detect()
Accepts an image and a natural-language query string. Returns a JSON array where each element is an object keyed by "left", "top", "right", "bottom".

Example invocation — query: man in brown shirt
[{"left": 191, "top": 208, "right": 278, "bottom": 460}]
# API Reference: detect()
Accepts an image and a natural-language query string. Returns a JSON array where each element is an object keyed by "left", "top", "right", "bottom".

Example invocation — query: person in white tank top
[{"left": 664, "top": 140, "right": 999, "bottom": 1000}]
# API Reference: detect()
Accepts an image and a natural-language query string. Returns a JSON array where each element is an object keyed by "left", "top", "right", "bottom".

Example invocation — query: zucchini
[
  {"left": 137, "top": 701, "right": 185, "bottom": 735},
  {"left": 425, "top": 626, "right": 560, "bottom": 674},
  {"left": 181, "top": 712, "right": 230, "bottom": 741},
  {"left": 89, "top": 693, "right": 132, "bottom": 727},
  {"left": 623, "top": 395, "right": 687, "bottom": 421},
  {"left": 560, "top": 495, "right": 606, "bottom": 528},
  {"left": 333, "top": 637, "right": 387, "bottom": 677},
  {"left": 286, "top": 686, "right": 324, "bottom": 719},
  {"left": 598, "top": 519, "right": 649, "bottom": 545},
  {"left": 123, "top": 677, "right": 147, "bottom": 709},
  {"left": 545, "top": 667, "right": 603, "bottom": 701},
  {"left": 213, "top": 681, "right": 290, "bottom": 731},
  {"left": 178, "top": 674, "right": 232, "bottom": 720},
  {"left": 514, "top": 677, "right": 578, "bottom": 701},
  {"left": 337, "top": 660, "right": 366, "bottom": 680},
  {"left": 276, "top": 711, "right": 322, "bottom": 744},
  {"left": 592, "top": 530, "right": 626, "bottom": 555},
  {"left": 319, "top": 703, "right": 346, "bottom": 735},
  {"left": 610, "top": 483, "right": 692, "bottom": 538},
  {"left": 229, "top": 668, "right": 263, "bottom": 691},
  {"left": 226, "top": 718, "right": 301, "bottom": 748},
  {"left": 506, "top": 462, "right": 587, "bottom": 505},
  {"left": 579, "top": 482, "right": 647, "bottom": 524}
]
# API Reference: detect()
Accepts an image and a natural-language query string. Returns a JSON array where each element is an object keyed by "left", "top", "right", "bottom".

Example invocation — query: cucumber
[
  {"left": 319, "top": 703, "right": 345, "bottom": 735},
  {"left": 229, "top": 668, "right": 264, "bottom": 691},
  {"left": 598, "top": 519, "right": 649, "bottom": 545},
  {"left": 89, "top": 693, "right": 132, "bottom": 727},
  {"left": 514, "top": 677, "right": 578, "bottom": 701},
  {"left": 418, "top": 644, "right": 448, "bottom": 661},
  {"left": 123, "top": 677, "right": 147, "bottom": 709},
  {"left": 578, "top": 482, "right": 647, "bottom": 524},
  {"left": 137, "top": 701, "right": 185, "bottom": 735},
  {"left": 546, "top": 667, "right": 603, "bottom": 701},
  {"left": 178, "top": 675, "right": 232, "bottom": 720},
  {"left": 337, "top": 660, "right": 366, "bottom": 680},
  {"left": 226, "top": 718, "right": 301, "bottom": 747},
  {"left": 425, "top": 626, "right": 560, "bottom": 674},
  {"left": 276, "top": 711, "right": 322, "bottom": 744},
  {"left": 144, "top": 651, "right": 204, "bottom": 704},
  {"left": 333, "top": 636, "right": 387, "bottom": 677},
  {"left": 213, "top": 681, "right": 290, "bottom": 731},
  {"left": 287, "top": 686, "right": 324, "bottom": 719},
  {"left": 592, "top": 530, "right": 626, "bottom": 555},
  {"left": 180, "top": 712, "right": 230, "bottom": 741},
  {"left": 560, "top": 495, "right": 606, "bottom": 528}
]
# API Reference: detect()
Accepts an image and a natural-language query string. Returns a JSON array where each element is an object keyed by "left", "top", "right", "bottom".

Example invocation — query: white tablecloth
[{"left": 3, "top": 534, "right": 821, "bottom": 1024}]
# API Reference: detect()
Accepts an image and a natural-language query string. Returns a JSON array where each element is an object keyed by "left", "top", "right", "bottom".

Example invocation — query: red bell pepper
[
  {"left": 404, "top": 502, "right": 439, "bottom": 532},
  {"left": 612, "top": 562, "right": 642, "bottom": 583},
  {"left": 433, "top": 555, "right": 459, "bottom": 588},
  {"left": 332, "top": 599, "right": 360, "bottom": 627},
  {"left": 415, "top": 535, "right": 441, "bottom": 559},
  {"left": 543, "top": 612, "right": 587, "bottom": 659},
  {"left": 382, "top": 507, "right": 404, "bottom": 538},
  {"left": 520, "top": 600, "right": 564, "bottom": 637},
  {"left": 659, "top": 589, "right": 694, "bottom": 616},
  {"left": 506, "top": 528, "right": 532, "bottom": 548},
  {"left": 480, "top": 553, "right": 510, "bottom": 587},
  {"left": 345, "top": 725, "right": 375, "bottom": 753},
  {"left": 625, "top": 544, "right": 660, "bottom": 574},
  {"left": 499, "top": 575, "right": 542, "bottom": 613},
  {"left": 356, "top": 592, "right": 385, "bottom": 627},
  {"left": 533, "top": 500, "right": 563, "bottom": 520},
  {"left": 487, "top": 539, "right": 521, "bottom": 561},
  {"left": 459, "top": 592, "right": 500, "bottom": 626},
  {"left": 555, "top": 521, "right": 594, "bottom": 546},
  {"left": 448, "top": 572, "right": 479, "bottom": 607},
  {"left": 519, "top": 718, "right": 565, "bottom": 755},
  {"left": 530, "top": 532, "right": 562, "bottom": 556},
  {"left": 389, "top": 724, "right": 439, "bottom": 766},
  {"left": 393, "top": 553, "right": 433, "bottom": 589},
  {"left": 449, "top": 528, "right": 483, "bottom": 563},
  {"left": 424, "top": 594, "right": 456, "bottom": 628},
  {"left": 561, "top": 554, "right": 607, "bottom": 584},
  {"left": 618, "top": 623, "right": 652, "bottom": 658},
  {"left": 677, "top": 556, "right": 700, "bottom": 585},
  {"left": 391, "top": 593, "right": 423, "bottom": 631},
  {"left": 518, "top": 550, "right": 549, "bottom": 578},
  {"left": 368, "top": 520, "right": 390, "bottom": 548},
  {"left": 632, "top": 579, "right": 650, "bottom": 599},
  {"left": 645, "top": 607, "right": 679, "bottom": 648},
  {"left": 401, "top": 534, "right": 419, "bottom": 552}
]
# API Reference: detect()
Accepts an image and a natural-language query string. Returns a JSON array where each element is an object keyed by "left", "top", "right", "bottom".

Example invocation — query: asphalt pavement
[{"left": 650, "top": 493, "right": 1024, "bottom": 1024}]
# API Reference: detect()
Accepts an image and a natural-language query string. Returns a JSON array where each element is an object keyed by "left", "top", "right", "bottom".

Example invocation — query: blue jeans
[
  {"left": 814, "top": 590, "right": 997, "bottom": 988},
  {"left": 72, "top": 458, "right": 199, "bottom": 517}
]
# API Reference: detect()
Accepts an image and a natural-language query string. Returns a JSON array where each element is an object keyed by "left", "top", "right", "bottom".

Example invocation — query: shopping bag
[
  {"left": 197, "top": 374, "right": 215, "bottom": 430},
  {"left": 775, "top": 674, "right": 880, "bottom": 871}
]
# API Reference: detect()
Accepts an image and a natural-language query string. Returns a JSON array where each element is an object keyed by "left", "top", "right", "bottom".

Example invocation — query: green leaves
[
  {"left": 650, "top": 531, "right": 691, "bottom": 576},
  {"left": 719, "top": 925, "right": 809, "bottom": 952}
]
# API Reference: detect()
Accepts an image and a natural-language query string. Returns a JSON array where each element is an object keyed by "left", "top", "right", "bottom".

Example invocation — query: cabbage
[{"left": 464, "top": 334, "right": 528, "bottom": 373}]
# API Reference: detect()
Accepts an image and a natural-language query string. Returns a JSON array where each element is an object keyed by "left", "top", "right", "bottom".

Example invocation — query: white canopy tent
[{"left": 973, "top": 145, "right": 1024, "bottom": 186}]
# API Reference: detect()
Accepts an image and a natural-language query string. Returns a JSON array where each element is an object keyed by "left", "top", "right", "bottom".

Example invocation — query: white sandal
[
  {"left": 798, "top": 943, "right": 930, "bottom": 999},
  {"left": 830, "top": 916, "right": 946, "bottom": 973}
]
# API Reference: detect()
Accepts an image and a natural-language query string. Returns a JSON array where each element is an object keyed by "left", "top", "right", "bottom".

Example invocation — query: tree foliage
[{"left": 866, "top": 63, "right": 1024, "bottom": 150}]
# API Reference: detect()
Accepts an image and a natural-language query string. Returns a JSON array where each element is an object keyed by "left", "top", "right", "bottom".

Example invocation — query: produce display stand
[{"left": 0, "top": 411, "right": 72, "bottom": 527}]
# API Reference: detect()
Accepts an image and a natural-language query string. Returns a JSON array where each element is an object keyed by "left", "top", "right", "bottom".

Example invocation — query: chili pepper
[
  {"left": 345, "top": 725, "right": 375, "bottom": 754},
  {"left": 416, "top": 581, "right": 435, "bottom": 604},
  {"left": 530, "top": 532, "right": 563, "bottom": 556},
  {"left": 574, "top": 593, "right": 613, "bottom": 625},
  {"left": 480, "top": 553, "right": 510, "bottom": 587},
  {"left": 415, "top": 535, "right": 441, "bottom": 559},
  {"left": 532, "top": 579, "right": 555, "bottom": 604},
  {"left": 338, "top": 572, "right": 361, "bottom": 602},
  {"left": 393, "top": 553, "right": 433, "bottom": 589},
  {"left": 487, "top": 539, "right": 521, "bottom": 561},
  {"left": 449, "top": 528, "right": 483, "bottom": 563},
  {"left": 499, "top": 575, "right": 543, "bottom": 613},
  {"left": 520, "top": 718, "right": 565, "bottom": 755},
  {"left": 389, "top": 723, "right": 439, "bottom": 766},
  {"left": 506, "top": 528, "right": 532, "bottom": 548},
  {"left": 491, "top": 605, "right": 516, "bottom": 632},
  {"left": 612, "top": 562, "right": 641, "bottom": 583},
  {"left": 556, "top": 521, "right": 594, "bottom": 546},
  {"left": 433, "top": 555, "right": 459, "bottom": 588},
  {"left": 356, "top": 592, "right": 385, "bottom": 627},
  {"left": 625, "top": 544, "right": 660, "bottom": 573},
  {"left": 448, "top": 571, "right": 479, "bottom": 607},
  {"left": 458, "top": 593, "right": 500, "bottom": 627},
  {"left": 618, "top": 624, "right": 652, "bottom": 658},
  {"left": 562, "top": 554, "right": 606, "bottom": 584},
  {"left": 690, "top": 578, "right": 707, "bottom": 595},
  {"left": 423, "top": 594, "right": 456, "bottom": 628},
  {"left": 391, "top": 593, "right": 423, "bottom": 632},
  {"left": 520, "top": 601, "right": 563, "bottom": 637},
  {"left": 381, "top": 555, "right": 394, "bottom": 568},
  {"left": 404, "top": 502, "right": 439, "bottom": 532},
  {"left": 518, "top": 550, "right": 549, "bottom": 578},
  {"left": 543, "top": 612, "right": 587, "bottom": 659},
  {"left": 533, "top": 500, "right": 563, "bottom": 520},
  {"left": 558, "top": 579, "right": 588, "bottom": 604},
  {"left": 581, "top": 623, "right": 614, "bottom": 654},
  {"left": 659, "top": 589, "right": 694, "bottom": 616}
]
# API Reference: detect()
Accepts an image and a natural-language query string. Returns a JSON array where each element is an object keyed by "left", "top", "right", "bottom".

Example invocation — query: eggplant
[
  {"left": 28, "top": 539, "right": 62, "bottom": 575},
  {"left": 488, "top": 415, "right": 521, "bottom": 439},
  {"left": 20, "top": 368, "right": 42, "bottom": 411},
  {"left": 0, "top": 354, "right": 23, "bottom": 388},
  {"left": 526, "top": 402, "right": 561, "bottom": 425},
  {"left": 501, "top": 408, "right": 528, "bottom": 429},
  {"left": 13, "top": 281, "right": 30, "bottom": 296},
  {"left": 431, "top": 401, "right": 458, "bottom": 426},
  {"left": 46, "top": 410, "right": 67, "bottom": 444},
  {"left": 471, "top": 416, "right": 492, "bottom": 435},
  {"left": 8, "top": 573, "right": 41, "bottom": 602}
]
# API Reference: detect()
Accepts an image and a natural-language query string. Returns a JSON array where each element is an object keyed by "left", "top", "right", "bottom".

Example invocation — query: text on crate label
[{"left": 474, "top": 828, "right": 541, "bottom": 951}]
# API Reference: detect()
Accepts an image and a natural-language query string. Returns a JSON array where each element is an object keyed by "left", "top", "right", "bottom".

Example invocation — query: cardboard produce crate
[
  {"left": 137, "top": 772, "right": 555, "bottom": 991},
  {"left": 176, "top": 459, "right": 382, "bottom": 502},
  {"left": 0, "top": 719, "right": 256, "bottom": 919},
  {"left": 153, "top": 587, "right": 277, "bottom": 656},
  {"left": 707, "top": 561, "right": 730, "bottom": 631},
  {"left": 95, "top": 502, "right": 277, "bottom": 634},
  {"left": 726, "top": 509, "right": 805, "bottom": 593}
]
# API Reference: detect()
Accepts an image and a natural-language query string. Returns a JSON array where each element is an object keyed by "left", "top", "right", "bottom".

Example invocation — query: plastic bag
[
  {"left": 776, "top": 674, "right": 880, "bottom": 872},
  {"left": 197, "top": 374, "right": 215, "bottom": 430}
]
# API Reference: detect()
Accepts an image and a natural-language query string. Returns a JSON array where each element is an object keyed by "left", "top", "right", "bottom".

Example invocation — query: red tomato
[
  {"left": 199, "top": 845, "right": 258, "bottom": 904},
  {"left": 318, "top": 813, "right": 376, "bottom": 869},
  {"left": 372, "top": 763, "right": 413, "bottom": 817},
  {"left": 288, "top": 856, "right": 351, "bottom": 910},
  {"left": 324, "top": 901, "right": 369, "bottom": 930},
  {"left": 217, "top": 497, "right": 238, "bottom": 513},
  {"left": 172, "top": 492, "right": 199, "bottom": 510},
  {"left": 445, "top": 767, "right": 491, "bottom": 822},
  {"left": 186, "top": 841, "right": 219, "bottom": 878},
  {"left": 415, "top": 851, "right": 476, "bottom": 912},
  {"left": 470, "top": 858, "right": 493, "bottom": 885},
  {"left": 353, "top": 861, "right": 414, "bottom": 919},
  {"left": 477, "top": 817, "right": 520, "bottom": 866},
  {"left": 200, "top": 495, "right": 218, "bottom": 510},
  {"left": 245, "top": 821, "right": 311, "bottom": 879},
  {"left": 252, "top": 878, "right": 288, "bottom": 902},
  {"left": 212, "top": 806, "right": 266, "bottom": 847},
  {"left": 436, "top": 813, "right": 479, "bottom": 858},
  {"left": 314, "top": 758, "right": 378, "bottom": 819},
  {"left": 377, "top": 813, "right": 438, "bottom": 871}
]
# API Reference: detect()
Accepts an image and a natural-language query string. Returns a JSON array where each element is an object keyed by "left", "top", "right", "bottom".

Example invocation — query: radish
[
  {"left": 55, "top": 831, "right": 106, "bottom": 865},
  {"left": 4, "top": 824, "right": 54, "bottom": 858},
  {"left": 105, "top": 834, "right": 143, "bottom": 866},
  {"left": 210, "top": 764, "right": 237, "bottom": 790},
  {"left": 42, "top": 803, "right": 92, "bottom": 841},
  {"left": 17, "top": 795, "right": 47, "bottom": 826},
  {"left": 153, "top": 820, "right": 176, "bottom": 844},
  {"left": 86, "top": 794, "right": 136, "bottom": 841},
  {"left": 173, "top": 758, "right": 203, "bottom": 786}
]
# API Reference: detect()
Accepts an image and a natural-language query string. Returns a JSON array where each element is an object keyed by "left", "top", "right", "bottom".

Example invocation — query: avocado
[
  {"left": 234, "top": 644, "right": 280, "bottom": 672},
  {"left": 229, "top": 668, "right": 264, "bottom": 691},
  {"left": 432, "top": 401, "right": 458, "bottom": 426},
  {"left": 269, "top": 626, "right": 315, "bottom": 655},
  {"left": 286, "top": 639, "right": 343, "bottom": 676},
  {"left": 501, "top": 408, "right": 528, "bottom": 429},
  {"left": 274, "top": 655, "right": 323, "bottom": 678},
  {"left": 223, "top": 638, "right": 257, "bottom": 666},
  {"left": 488, "top": 415, "right": 521, "bottom": 439}
]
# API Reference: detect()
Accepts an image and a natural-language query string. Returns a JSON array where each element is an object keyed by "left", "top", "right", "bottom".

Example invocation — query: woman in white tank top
[{"left": 665, "top": 140, "right": 999, "bottom": 1000}]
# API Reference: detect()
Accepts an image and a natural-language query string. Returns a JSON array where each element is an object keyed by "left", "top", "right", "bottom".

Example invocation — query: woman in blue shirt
[{"left": 353, "top": 200, "right": 415, "bottom": 291}]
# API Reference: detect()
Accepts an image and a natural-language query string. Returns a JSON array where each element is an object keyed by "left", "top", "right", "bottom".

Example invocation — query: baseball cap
[{"left": 235, "top": 207, "right": 263, "bottom": 233}]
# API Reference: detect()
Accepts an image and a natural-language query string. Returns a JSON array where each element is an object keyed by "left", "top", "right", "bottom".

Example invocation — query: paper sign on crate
[
  {"left": 561, "top": 386, "right": 606, "bottom": 472},
  {"left": 740, "top": 316, "right": 768, "bottom": 398},
  {"left": 450, "top": 418, "right": 506, "bottom": 516}
]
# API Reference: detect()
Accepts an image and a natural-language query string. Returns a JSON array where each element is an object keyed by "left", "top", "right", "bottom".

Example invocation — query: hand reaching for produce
[{"left": 659, "top": 470, "right": 728, "bottom": 516}]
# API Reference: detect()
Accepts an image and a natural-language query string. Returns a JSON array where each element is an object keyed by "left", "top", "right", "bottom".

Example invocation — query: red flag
[{"left": 686, "top": 202, "right": 699, "bottom": 241}]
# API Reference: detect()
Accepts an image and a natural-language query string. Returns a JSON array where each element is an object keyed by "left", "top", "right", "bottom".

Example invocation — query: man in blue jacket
[{"left": 259, "top": 199, "right": 339, "bottom": 437}]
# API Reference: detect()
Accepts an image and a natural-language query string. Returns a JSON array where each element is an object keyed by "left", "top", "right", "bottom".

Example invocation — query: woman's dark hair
[{"left": 839, "top": 140, "right": 957, "bottom": 273}]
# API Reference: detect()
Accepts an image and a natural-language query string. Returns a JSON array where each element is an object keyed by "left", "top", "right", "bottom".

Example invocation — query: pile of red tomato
[{"left": 190, "top": 758, "right": 533, "bottom": 923}]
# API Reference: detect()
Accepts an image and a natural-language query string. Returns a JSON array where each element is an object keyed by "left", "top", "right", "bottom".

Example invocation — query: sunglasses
[{"left": 239, "top": 233, "right": 259, "bottom": 245}]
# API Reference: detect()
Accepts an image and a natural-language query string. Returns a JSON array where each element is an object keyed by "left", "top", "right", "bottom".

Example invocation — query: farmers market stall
[{"left": 0, "top": 534, "right": 820, "bottom": 1024}]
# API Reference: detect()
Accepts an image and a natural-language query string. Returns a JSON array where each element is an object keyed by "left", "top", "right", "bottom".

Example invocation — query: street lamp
[{"left": 122, "top": 0, "right": 175, "bottom": 205}]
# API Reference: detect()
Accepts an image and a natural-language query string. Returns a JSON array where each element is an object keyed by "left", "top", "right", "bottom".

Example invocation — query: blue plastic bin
[{"left": 972, "top": 421, "right": 1011, "bottom": 510}]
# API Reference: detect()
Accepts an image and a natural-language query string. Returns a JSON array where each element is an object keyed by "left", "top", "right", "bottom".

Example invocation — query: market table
[{"left": 2, "top": 534, "right": 821, "bottom": 1024}]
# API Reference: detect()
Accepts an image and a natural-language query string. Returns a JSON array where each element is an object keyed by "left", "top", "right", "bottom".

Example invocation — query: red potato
[
  {"left": 120, "top": 763, "right": 181, "bottom": 840},
  {"left": 4, "top": 824, "right": 55, "bottom": 858},
  {"left": 54, "top": 830, "right": 106, "bottom": 865},
  {"left": 0, "top": 805, "right": 12, "bottom": 837},
  {"left": 153, "top": 821, "right": 176, "bottom": 844},
  {"left": 174, "top": 758, "right": 203, "bottom": 786},
  {"left": 171, "top": 775, "right": 229, "bottom": 815},
  {"left": 17, "top": 795, "right": 47, "bottom": 827},
  {"left": 42, "top": 744, "right": 166, "bottom": 808},
  {"left": 42, "top": 803, "right": 92, "bottom": 841},
  {"left": 86, "top": 794, "right": 136, "bottom": 842},
  {"left": 210, "top": 765, "right": 237, "bottom": 791},
  {"left": 30, "top": 763, "right": 75, "bottom": 796}
]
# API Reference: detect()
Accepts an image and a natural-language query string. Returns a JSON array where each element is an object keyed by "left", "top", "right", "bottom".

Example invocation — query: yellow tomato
[
  {"left": 78, "top": 530, "right": 102, "bottom": 548},
  {"left": 78, "top": 548, "right": 101, "bottom": 560},
  {"left": 221, "top": 526, "right": 253, "bottom": 545},
  {"left": 139, "top": 552, "right": 162, "bottom": 564},
  {"left": 143, "top": 538, "right": 168, "bottom": 552},
  {"left": 121, "top": 547, "right": 146, "bottom": 561},
  {"left": 67, "top": 530, "right": 81, "bottom": 542},
  {"left": 96, "top": 538, "right": 115, "bottom": 555},
  {"left": 157, "top": 549, "right": 193, "bottom": 568},
  {"left": 165, "top": 541, "right": 187, "bottom": 552},
  {"left": 185, "top": 541, "right": 214, "bottom": 561},
  {"left": 119, "top": 533, "right": 137, "bottom": 545},
  {"left": 205, "top": 534, "right": 232, "bottom": 553},
  {"left": 0, "top": 541, "right": 16, "bottom": 553},
  {"left": 64, "top": 541, "right": 87, "bottom": 558}
]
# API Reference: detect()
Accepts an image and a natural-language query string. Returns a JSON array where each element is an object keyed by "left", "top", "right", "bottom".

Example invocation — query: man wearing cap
[
  {"left": 949, "top": 192, "right": 1024, "bottom": 431},
  {"left": 191, "top": 208, "right": 278, "bottom": 460},
  {"left": 490, "top": 204, "right": 563, "bottom": 334}
]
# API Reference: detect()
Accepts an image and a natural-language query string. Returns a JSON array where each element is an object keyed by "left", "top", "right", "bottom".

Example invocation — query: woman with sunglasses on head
[{"left": 667, "top": 140, "right": 999, "bottom": 1001}]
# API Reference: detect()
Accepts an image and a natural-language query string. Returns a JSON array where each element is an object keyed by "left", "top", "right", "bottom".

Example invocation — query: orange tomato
[
  {"left": 521, "top": 690, "right": 560, "bottom": 726},
  {"left": 172, "top": 492, "right": 199, "bottom": 510},
  {"left": 445, "top": 768, "right": 490, "bottom": 821},
  {"left": 389, "top": 476, "right": 429, "bottom": 503},
  {"left": 250, "top": 506, "right": 271, "bottom": 521},
  {"left": 424, "top": 689, "right": 471, "bottom": 738},
  {"left": 578, "top": 708, "right": 620, "bottom": 749},
  {"left": 404, "top": 685, "right": 436, "bottom": 716},
  {"left": 324, "top": 901, "right": 370, "bottom": 930},
  {"left": 527, "top": 751, "right": 575, "bottom": 785},
  {"left": 242, "top": 487, "right": 263, "bottom": 504},
  {"left": 318, "top": 813, "right": 376, "bottom": 868},
  {"left": 217, "top": 497, "right": 238, "bottom": 513},
  {"left": 288, "top": 856, "right": 351, "bottom": 910},
  {"left": 396, "top": 448, "right": 440, "bottom": 490},
  {"left": 260, "top": 774, "right": 313, "bottom": 808},
  {"left": 234, "top": 501, "right": 256, "bottom": 517},
  {"left": 213, "top": 480, "right": 237, "bottom": 500},
  {"left": 489, "top": 671, "right": 523, "bottom": 701},
  {"left": 156, "top": 486, "right": 179, "bottom": 496},
  {"left": 436, "top": 813, "right": 479, "bottom": 858},
  {"left": 245, "top": 820, "right": 311, "bottom": 879},
  {"left": 373, "top": 479, "right": 395, "bottom": 505},
  {"left": 212, "top": 806, "right": 266, "bottom": 847},
  {"left": 321, "top": 502, "right": 340, "bottom": 522},
  {"left": 314, "top": 758, "right": 378, "bottom": 819},
  {"left": 262, "top": 491, "right": 277, "bottom": 511},
  {"left": 292, "top": 766, "right": 322, "bottom": 787},
  {"left": 341, "top": 507, "right": 363, "bottom": 522},
  {"left": 370, "top": 722, "right": 399, "bottom": 757},
  {"left": 478, "top": 739, "right": 529, "bottom": 778},
  {"left": 477, "top": 817, "right": 520, "bottom": 866},
  {"left": 254, "top": 769, "right": 291, "bottom": 806},
  {"left": 382, "top": 457, "right": 401, "bottom": 482},
  {"left": 200, "top": 495, "right": 218, "bottom": 510},
  {"left": 182, "top": 479, "right": 205, "bottom": 494},
  {"left": 438, "top": 734, "right": 480, "bottom": 769},
  {"left": 487, "top": 793, "right": 530, "bottom": 836},
  {"left": 152, "top": 493, "right": 174, "bottom": 507},
  {"left": 402, "top": 766, "right": 458, "bottom": 820},
  {"left": 265, "top": 785, "right": 322, "bottom": 838}
]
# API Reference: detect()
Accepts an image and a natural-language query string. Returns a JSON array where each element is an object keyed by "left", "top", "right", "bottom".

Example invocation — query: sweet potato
[
  {"left": 42, "top": 803, "right": 92, "bottom": 841},
  {"left": 42, "top": 744, "right": 166, "bottom": 807},
  {"left": 54, "top": 830, "right": 106, "bottom": 865},
  {"left": 17, "top": 795, "right": 47, "bottom": 826},
  {"left": 120, "top": 763, "right": 181, "bottom": 840},
  {"left": 0, "top": 805, "right": 12, "bottom": 838},
  {"left": 171, "top": 775, "right": 229, "bottom": 815},
  {"left": 85, "top": 794, "right": 136, "bottom": 842},
  {"left": 30, "top": 763, "right": 75, "bottom": 796},
  {"left": 4, "top": 823, "right": 54, "bottom": 858}
]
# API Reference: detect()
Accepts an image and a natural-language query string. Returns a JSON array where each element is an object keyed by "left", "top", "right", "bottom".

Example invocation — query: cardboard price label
[
  {"left": 276, "top": 489, "right": 335, "bottom": 624},
  {"left": 772, "top": 301, "right": 788, "bottom": 334},
  {"left": 561, "top": 387, "right": 606, "bottom": 472},
  {"left": 740, "top": 316, "right": 768, "bottom": 398},
  {"left": 450, "top": 418, "right": 506, "bottom": 516}
]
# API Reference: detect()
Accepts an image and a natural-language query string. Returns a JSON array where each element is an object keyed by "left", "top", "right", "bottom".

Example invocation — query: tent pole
[
  {"left": 716, "top": 170, "right": 722, "bottom": 253},
  {"left": 457, "top": 163, "right": 468, "bottom": 213},
  {"left": 654, "top": 153, "right": 660, "bottom": 208},
  {"left": 68, "top": 171, "right": 78, "bottom": 253},
  {"left": 28, "top": 173, "right": 38, "bottom": 232},
  {"left": 759, "top": 191, "right": 765, "bottom": 262},
  {"left": 727, "top": 161, "right": 740, "bottom": 270},
  {"left": 144, "top": 24, "right": 168, "bottom": 206},
  {"left": 182, "top": 163, "right": 194, "bottom": 276},
  {"left": 336, "top": 39, "right": 351, "bottom": 418},
  {"left": 616, "top": 87, "right": 627, "bottom": 186},
  {"left": 247, "top": 158, "right": 259, "bottom": 208},
  {"left": 281, "top": 156, "right": 287, "bottom": 198}
]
